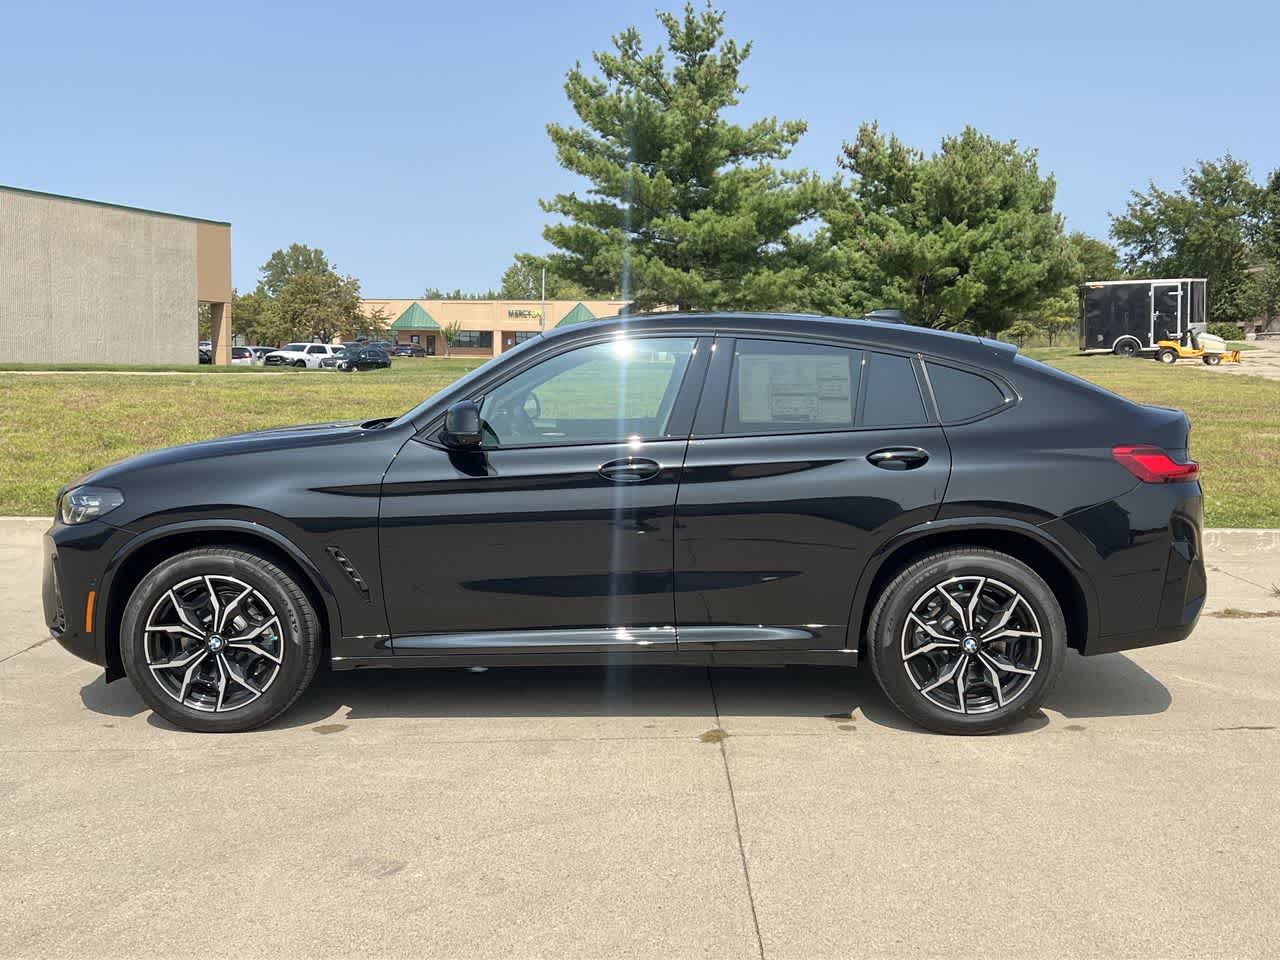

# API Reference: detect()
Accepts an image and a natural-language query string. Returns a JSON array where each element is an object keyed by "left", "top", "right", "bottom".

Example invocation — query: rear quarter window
[{"left": 925, "top": 362, "right": 1008, "bottom": 422}]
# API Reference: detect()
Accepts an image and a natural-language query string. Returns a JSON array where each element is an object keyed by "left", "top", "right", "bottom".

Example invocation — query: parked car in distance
[
  {"left": 393, "top": 343, "right": 427, "bottom": 357},
  {"left": 248, "top": 346, "right": 272, "bottom": 363},
  {"left": 44, "top": 312, "right": 1205, "bottom": 734},
  {"left": 229, "top": 346, "right": 256, "bottom": 366},
  {"left": 337, "top": 347, "right": 391, "bottom": 372},
  {"left": 197, "top": 347, "right": 212, "bottom": 364},
  {"left": 319, "top": 346, "right": 350, "bottom": 370},
  {"left": 263, "top": 343, "right": 338, "bottom": 368}
]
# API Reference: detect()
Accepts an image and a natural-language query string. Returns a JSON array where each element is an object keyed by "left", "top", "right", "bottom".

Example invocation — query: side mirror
[{"left": 443, "top": 400, "right": 482, "bottom": 448}]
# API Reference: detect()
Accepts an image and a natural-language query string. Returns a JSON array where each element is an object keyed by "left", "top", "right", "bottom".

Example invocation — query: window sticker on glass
[{"left": 737, "top": 354, "right": 853, "bottom": 425}]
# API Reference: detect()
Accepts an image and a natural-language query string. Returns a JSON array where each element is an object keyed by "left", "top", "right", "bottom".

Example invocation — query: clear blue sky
[{"left": 3, "top": 0, "right": 1275, "bottom": 296}]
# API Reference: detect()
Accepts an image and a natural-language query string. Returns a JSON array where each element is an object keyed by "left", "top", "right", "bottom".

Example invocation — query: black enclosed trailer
[{"left": 1079, "top": 278, "right": 1207, "bottom": 356}]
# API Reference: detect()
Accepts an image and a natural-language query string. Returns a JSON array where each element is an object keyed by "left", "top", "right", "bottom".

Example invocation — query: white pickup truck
[{"left": 263, "top": 343, "right": 339, "bottom": 368}]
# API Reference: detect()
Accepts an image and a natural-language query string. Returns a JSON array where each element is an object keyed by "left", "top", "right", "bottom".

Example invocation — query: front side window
[
  {"left": 725, "top": 339, "right": 860, "bottom": 435},
  {"left": 477, "top": 337, "right": 696, "bottom": 447},
  {"left": 285, "top": 343, "right": 307, "bottom": 352}
]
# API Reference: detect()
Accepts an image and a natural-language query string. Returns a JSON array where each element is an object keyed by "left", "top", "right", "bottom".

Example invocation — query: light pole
[{"left": 540, "top": 265, "right": 546, "bottom": 335}]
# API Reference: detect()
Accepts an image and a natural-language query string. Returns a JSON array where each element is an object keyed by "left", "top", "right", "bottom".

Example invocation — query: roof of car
[{"left": 542, "top": 311, "right": 1015, "bottom": 364}]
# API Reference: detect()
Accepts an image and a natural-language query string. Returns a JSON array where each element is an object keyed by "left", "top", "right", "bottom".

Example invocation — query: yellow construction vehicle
[{"left": 1154, "top": 329, "right": 1241, "bottom": 366}]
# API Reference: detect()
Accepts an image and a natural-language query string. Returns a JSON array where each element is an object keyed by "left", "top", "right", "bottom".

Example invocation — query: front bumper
[{"left": 42, "top": 520, "right": 130, "bottom": 670}]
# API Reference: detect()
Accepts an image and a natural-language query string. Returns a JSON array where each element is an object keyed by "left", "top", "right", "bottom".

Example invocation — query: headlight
[{"left": 59, "top": 486, "right": 125, "bottom": 524}]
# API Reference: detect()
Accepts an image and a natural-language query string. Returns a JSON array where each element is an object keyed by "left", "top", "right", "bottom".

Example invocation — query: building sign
[{"left": 506, "top": 309, "right": 542, "bottom": 319}]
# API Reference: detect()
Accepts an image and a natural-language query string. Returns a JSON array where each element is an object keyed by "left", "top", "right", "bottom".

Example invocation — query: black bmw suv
[{"left": 43, "top": 313, "right": 1205, "bottom": 734}]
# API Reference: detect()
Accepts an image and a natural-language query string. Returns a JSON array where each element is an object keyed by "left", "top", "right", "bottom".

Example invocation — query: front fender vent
[{"left": 325, "top": 546, "right": 370, "bottom": 600}]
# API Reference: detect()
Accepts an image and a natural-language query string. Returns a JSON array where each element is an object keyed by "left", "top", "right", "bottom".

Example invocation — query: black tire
[
  {"left": 1156, "top": 348, "right": 1179, "bottom": 364},
  {"left": 867, "top": 548, "right": 1066, "bottom": 735},
  {"left": 1112, "top": 339, "right": 1139, "bottom": 357},
  {"left": 1203, "top": 353, "right": 1221, "bottom": 366},
  {"left": 120, "top": 547, "right": 321, "bottom": 732}
]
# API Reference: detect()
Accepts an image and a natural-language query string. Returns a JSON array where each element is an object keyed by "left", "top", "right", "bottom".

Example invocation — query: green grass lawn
[
  {"left": 0, "top": 359, "right": 485, "bottom": 517},
  {"left": 3, "top": 351, "right": 1277, "bottom": 527}
]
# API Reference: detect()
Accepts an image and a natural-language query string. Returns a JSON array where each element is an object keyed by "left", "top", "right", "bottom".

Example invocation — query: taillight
[{"left": 1112, "top": 445, "right": 1200, "bottom": 483}]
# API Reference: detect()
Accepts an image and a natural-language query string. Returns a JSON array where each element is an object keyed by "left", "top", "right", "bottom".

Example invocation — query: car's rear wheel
[
  {"left": 1156, "top": 348, "right": 1179, "bottom": 364},
  {"left": 120, "top": 547, "right": 321, "bottom": 732},
  {"left": 867, "top": 548, "right": 1065, "bottom": 735}
]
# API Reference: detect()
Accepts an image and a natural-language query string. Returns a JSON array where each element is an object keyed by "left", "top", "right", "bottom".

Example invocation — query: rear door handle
[
  {"left": 598, "top": 457, "right": 661, "bottom": 483},
  {"left": 866, "top": 447, "right": 930, "bottom": 471}
]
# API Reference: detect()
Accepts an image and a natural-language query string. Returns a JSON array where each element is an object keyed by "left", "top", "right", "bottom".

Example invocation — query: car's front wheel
[
  {"left": 120, "top": 547, "right": 321, "bottom": 732},
  {"left": 867, "top": 548, "right": 1065, "bottom": 735}
]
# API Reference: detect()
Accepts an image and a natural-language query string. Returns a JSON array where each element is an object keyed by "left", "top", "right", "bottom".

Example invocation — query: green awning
[
  {"left": 389, "top": 302, "right": 441, "bottom": 330},
  {"left": 556, "top": 302, "right": 595, "bottom": 327}
]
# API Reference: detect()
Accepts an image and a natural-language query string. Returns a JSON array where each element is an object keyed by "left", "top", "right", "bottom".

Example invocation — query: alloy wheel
[
  {"left": 143, "top": 575, "right": 285, "bottom": 713},
  {"left": 899, "top": 575, "right": 1043, "bottom": 715}
]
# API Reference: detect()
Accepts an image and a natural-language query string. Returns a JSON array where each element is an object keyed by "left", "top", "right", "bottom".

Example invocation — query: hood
[{"left": 70, "top": 420, "right": 370, "bottom": 490}]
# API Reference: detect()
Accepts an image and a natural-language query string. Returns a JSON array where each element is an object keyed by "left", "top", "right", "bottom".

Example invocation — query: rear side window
[
  {"left": 725, "top": 339, "right": 860, "bottom": 434},
  {"left": 860, "top": 352, "right": 927, "bottom": 427},
  {"left": 925, "top": 362, "right": 1007, "bottom": 422}
]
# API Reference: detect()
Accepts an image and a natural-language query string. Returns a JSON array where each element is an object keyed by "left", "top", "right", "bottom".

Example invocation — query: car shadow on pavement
[{"left": 78, "top": 650, "right": 1172, "bottom": 736}]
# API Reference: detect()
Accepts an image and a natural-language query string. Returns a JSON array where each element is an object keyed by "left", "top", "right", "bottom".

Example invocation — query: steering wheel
[{"left": 485, "top": 391, "right": 539, "bottom": 443}]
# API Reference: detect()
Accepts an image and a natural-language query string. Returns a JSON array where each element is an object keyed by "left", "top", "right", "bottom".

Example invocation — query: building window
[
  {"left": 511, "top": 331, "right": 540, "bottom": 344},
  {"left": 410, "top": 334, "right": 420, "bottom": 344},
  {"left": 453, "top": 330, "right": 494, "bottom": 349}
]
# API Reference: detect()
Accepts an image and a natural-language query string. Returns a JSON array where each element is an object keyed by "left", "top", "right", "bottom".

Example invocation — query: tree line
[{"left": 236, "top": 3, "right": 1279, "bottom": 347}]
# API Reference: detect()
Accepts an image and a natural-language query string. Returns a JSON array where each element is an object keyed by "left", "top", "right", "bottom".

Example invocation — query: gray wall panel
[{"left": 0, "top": 189, "right": 197, "bottom": 365}]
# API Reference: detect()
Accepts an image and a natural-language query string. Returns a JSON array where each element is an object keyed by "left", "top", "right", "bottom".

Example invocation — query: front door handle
[
  {"left": 598, "top": 457, "right": 661, "bottom": 483},
  {"left": 867, "top": 447, "right": 930, "bottom": 471}
]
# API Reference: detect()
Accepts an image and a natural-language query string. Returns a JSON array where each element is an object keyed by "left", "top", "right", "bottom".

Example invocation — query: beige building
[
  {"left": 0, "top": 185, "right": 232, "bottom": 364},
  {"left": 360, "top": 298, "right": 632, "bottom": 358}
]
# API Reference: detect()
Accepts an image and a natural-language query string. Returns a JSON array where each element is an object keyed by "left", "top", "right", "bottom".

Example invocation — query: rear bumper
[{"left": 1042, "top": 481, "right": 1205, "bottom": 656}]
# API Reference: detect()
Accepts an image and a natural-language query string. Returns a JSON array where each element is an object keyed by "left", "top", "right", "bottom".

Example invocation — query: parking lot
[{"left": 2, "top": 517, "right": 1278, "bottom": 959}]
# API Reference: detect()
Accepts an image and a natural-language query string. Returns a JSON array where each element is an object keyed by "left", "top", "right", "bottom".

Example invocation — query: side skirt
[{"left": 332, "top": 649, "right": 857, "bottom": 671}]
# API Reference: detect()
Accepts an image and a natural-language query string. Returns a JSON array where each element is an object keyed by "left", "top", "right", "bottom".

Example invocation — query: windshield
[
  {"left": 284, "top": 343, "right": 307, "bottom": 352},
  {"left": 391, "top": 334, "right": 546, "bottom": 428}
]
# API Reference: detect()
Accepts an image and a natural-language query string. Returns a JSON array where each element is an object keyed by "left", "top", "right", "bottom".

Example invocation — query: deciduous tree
[
  {"left": 268, "top": 269, "right": 363, "bottom": 345},
  {"left": 441, "top": 319, "right": 463, "bottom": 357},
  {"left": 260, "top": 244, "right": 334, "bottom": 298},
  {"left": 499, "top": 253, "right": 587, "bottom": 300},
  {"left": 1110, "top": 156, "right": 1263, "bottom": 325}
]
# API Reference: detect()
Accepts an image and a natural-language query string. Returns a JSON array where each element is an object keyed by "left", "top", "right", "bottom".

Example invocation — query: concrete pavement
[{"left": 2, "top": 519, "right": 1278, "bottom": 959}]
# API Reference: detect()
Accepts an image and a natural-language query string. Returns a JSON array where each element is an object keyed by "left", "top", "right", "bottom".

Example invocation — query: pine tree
[{"left": 541, "top": 3, "right": 823, "bottom": 311}]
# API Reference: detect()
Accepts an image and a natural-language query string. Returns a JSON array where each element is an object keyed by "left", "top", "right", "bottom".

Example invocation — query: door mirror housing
[{"left": 443, "top": 400, "right": 483, "bottom": 448}]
